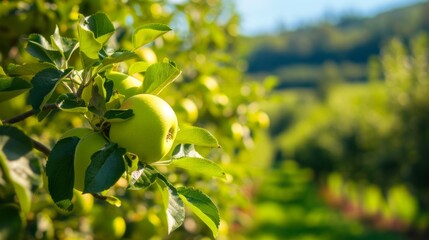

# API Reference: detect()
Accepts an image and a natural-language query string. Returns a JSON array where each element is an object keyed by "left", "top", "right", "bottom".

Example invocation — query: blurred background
[{"left": 1, "top": 0, "right": 429, "bottom": 239}]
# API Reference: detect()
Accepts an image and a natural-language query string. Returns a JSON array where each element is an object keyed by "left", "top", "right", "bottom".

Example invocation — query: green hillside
[{"left": 241, "top": 2, "right": 429, "bottom": 88}]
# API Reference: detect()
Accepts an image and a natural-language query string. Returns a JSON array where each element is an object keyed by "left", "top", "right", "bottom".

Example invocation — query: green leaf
[
  {"left": 84, "top": 143, "right": 126, "bottom": 193},
  {"left": 46, "top": 137, "right": 79, "bottom": 211},
  {"left": 0, "top": 204, "right": 24, "bottom": 240},
  {"left": 85, "top": 12, "right": 115, "bottom": 44},
  {"left": 175, "top": 124, "right": 220, "bottom": 148},
  {"left": 26, "top": 34, "right": 63, "bottom": 68},
  {"left": 0, "top": 126, "right": 33, "bottom": 160},
  {"left": 7, "top": 62, "right": 56, "bottom": 77},
  {"left": 133, "top": 23, "right": 172, "bottom": 49},
  {"left": 178, "top": 187, "right": 220, "bottom": 238},
  {"left": 127, "top": 163, "right": 158, "bottom": 190},
  {"left": 56, "top": 93, "right": 88, "bottom": 113},
  {"left": 0, "top": 76, "right": 31, "bottom": 102},
  {"left": 0, "top": 126, "right": 42, "bottom": 214},
  {"left": 50, "top": 26, "right": 79, "bottom": 62},
  {"left": 78, "top": 16, "right": 102, "bottom": 67},
  {"left": 142, "top": 62, "right": 181, "bottom": 95},
  {"left": 101, "top": 50, "right": 138, "bottom": 67},
  {"left": 104, "top": 109, "right": 134, "bottom": 122},
  {"left": 29, "top": 68, "right": 72, "bottom": 113},
  {"left": 156, "top": 174, "right": 185, "bottom": 234},
  {"left": 128, "top": 61, "right": 151, "bottom": 75},
  {"left": 170, "top": 157, "right": 226, "bottom": 180}
]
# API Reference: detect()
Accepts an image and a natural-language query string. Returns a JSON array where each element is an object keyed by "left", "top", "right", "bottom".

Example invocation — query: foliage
[{"left": 0, "top": 0, "right": 272, "bottom": 239}]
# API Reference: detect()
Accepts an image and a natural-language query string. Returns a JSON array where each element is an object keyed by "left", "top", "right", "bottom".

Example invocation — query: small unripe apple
[
  {"left": 107, "top": 72, "right": 142, "bottom": 99},
  {"left": 81, "top": 72, "right": 142, "bottom": 102},
  {"left": 109, "top": 94, "right": 178, "bottom": 164},
  {"left": 73, "top": 132, "right": 108, "bottom": 191},
  {"left": 197, "top": 75, "right": 219, "bottom": 93},
  {"left": 174, "top": 98, "right": 199, "bottom": 124}
]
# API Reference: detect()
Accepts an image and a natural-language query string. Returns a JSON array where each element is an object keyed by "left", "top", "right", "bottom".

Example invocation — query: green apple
[
  {"left": 60, "top": 127, "right": 93, "bottom": 139},
  {"left": 74, "top": 132, "right": 108, "bottom": 192},
  {"left": 109, "top": 94, "right": 178, "bottom": 164},
  {"left": 106, "top": 72, "right": 142, "bottom": 99},
  {"left": 197, "top": 75, "right": 219, "bottom": 93},
  {"left": 174, "top": 98, "right": 199, "bottom": 124},
  {"left": 81, "top": 72, "right": 142, "bottom": 102}
]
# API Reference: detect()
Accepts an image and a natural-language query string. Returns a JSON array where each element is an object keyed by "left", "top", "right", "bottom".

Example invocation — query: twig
[
  {"left": 31, "top": 138, "right": 51, "bottom": 156},
  {"left": 1, "top": 103, "right": 59, "bottom": 124}
]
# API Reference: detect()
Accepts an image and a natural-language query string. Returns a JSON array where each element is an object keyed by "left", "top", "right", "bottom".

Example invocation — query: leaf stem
[
  {"left": 91, "top": 193, "right": 107, "bottom": 200},
  {"left": 1, "top": 103, "right": 59, "bottom": 124},
  {"left": 31, "top": 138, "right": 51, "bottom": 156}
]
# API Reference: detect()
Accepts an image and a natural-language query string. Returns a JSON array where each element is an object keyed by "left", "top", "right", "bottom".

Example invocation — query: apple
[
  {"left": 109, "top": 94, "right": 178, "bottom": 164},
  {"left": 174, "top": 98, "right": 199, "bottom": 124},
  {"left": 106, "top": 72, "right": 142, "bottom": 99},
  {"left": 197, "top": 75, "right": 219, "bottom": 93},
  {"left": 73, "top": 132, "right": 108, "bottom": 192},
  {"left": 81, "top": 72, "right": 142, "bottom": 102}
]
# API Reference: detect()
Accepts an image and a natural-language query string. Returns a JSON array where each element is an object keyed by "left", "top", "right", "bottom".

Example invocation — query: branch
[
  {"left": 1, "top": 103, "right": 59, "bottom": 124},
  {"left": 31, "top": 138, "right": 51, "bottom": 156}
]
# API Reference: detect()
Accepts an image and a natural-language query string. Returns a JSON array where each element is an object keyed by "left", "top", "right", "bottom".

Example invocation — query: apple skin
[
  {"left": 73, "top": 132, "right": 108, "bottom": 192},
  {"left": 109, "top": 94, "right": 178, "bottom": 164},
  {"left": 107, "top": 72, "right": 142, "bottom": 99}
]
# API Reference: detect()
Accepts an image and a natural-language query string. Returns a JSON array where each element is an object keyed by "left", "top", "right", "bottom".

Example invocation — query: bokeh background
[{"left": 1, "top": 0, "right": 429, "bottom": 239}]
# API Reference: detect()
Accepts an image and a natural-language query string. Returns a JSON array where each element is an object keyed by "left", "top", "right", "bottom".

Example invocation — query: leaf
[
  {"left": 0, "top": 76, "right": 31, "bottom": 102},
  {"left": 78, "top": 16, "right": 102, "bottom": 66},
  {"left": 0, "top": 66, "right": 5, "bottom": 76},
  {"left": 84, "top": 143, "right": 126, "bottom": 193},
  {"left": 85, "top": 12, "right": 115, "bottom": 44},
  {"left": 156, "top": 174, "right": 185, "bottom": 234},
  {"left": 46, "top": 137, "right": 79, "bottom": 211},
  {"left": 0, "top": 126, "right": 33, "bottom": 160},
  {"left": 175, "top": 124, "right": 220, "bottom": 148},
  {"left": 0, "top": 126, "right": 42, "bottom": 214},
  {"left": 104, "top": 109, "right": 134, "bottom": 122},
  {"left": 128, "top": 61, "right": 151, "bottom": 75},
  {"left": 26, "top": 34, "right": 63, "bottom": 68},
  {"left": 101, "top": 50, "right": 138, "bottom": 66},
  {"left": 178, "top": 187, "right": 220, "bottom": 238},
  {"left": 0, "top": 204, "right": 24, "bottom": 240},
  {"left": 7, "top": 62, "right": 56, "bottom": 77},
  {"left": 29, "top": 68, "right": 72, "bottom": 113},
  {"left": 50, "top": 25, "right": 79, "bottom": 62},
  {"left": 133, "top": 23, "right": 172, "bottom": 49},
  {"left": 127, "top": 163, "right": 158, "bottom": 190},
  {"left": 142, "top": 62, "right": 181, "bottom": 95},
  {"left": 170, "top": 157, "right": 226, "bottom": 180},
  {"left": 56, "top": 93, "right": 88, "bottom": 113}
]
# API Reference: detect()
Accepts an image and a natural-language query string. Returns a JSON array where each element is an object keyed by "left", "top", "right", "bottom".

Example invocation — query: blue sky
[{"left": 235, "top": 0, "right": 424, "bottom": 35}]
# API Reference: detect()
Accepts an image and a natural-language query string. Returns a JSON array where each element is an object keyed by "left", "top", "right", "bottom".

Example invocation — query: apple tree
[{"left": 0, "top": 1, "right": 273, "bottom": 239}]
